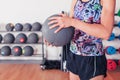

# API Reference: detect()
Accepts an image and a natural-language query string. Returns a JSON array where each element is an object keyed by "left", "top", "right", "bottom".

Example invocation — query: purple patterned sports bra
[{"left": 70, "top": 0, "right": 104, "bottom": 56}]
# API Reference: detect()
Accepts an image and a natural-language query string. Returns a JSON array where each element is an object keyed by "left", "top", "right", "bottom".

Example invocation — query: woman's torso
[{"left": 70, "top": 0, "right": 104, "bottom": 56}]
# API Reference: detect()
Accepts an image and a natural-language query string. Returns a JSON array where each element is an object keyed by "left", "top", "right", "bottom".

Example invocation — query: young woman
[{"left": 48, "top": 0, "right": 116, "bottom": 80}]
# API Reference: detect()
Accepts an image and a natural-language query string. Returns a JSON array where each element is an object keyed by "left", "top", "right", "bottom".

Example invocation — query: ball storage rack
[{"left": 0, "top": 23, "right": 46, "bottom": 64}]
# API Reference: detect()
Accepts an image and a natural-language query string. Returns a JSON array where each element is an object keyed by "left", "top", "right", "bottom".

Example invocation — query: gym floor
[{"left": 0, "top": 64, "right": 119, "bottom": 80}]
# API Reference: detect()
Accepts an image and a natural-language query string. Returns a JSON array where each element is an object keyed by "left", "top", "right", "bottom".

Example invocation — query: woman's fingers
[
  {"left": 48, "top": 13, "right": 67, "bottom": 33},
  {"left": 48, "top": 19, "right": 57, "bottom": 25},
  {"left": 49, "top": 23, "right": 59, "bottom": 29},
  {"left": 58, "top": 13, "right": 66, "bottom": 17},
  {"left": 48, "top": 16, "right": 60, "bottom": 21},
  {"left": 54, "top": 25, "right": 64, "bottom": 33},
  {"left": 44, "top": 39, "right": 51, "bottom": 46}
]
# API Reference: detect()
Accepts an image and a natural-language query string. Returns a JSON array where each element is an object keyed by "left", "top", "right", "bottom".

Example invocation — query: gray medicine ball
[
  {"left": 42, "top": 14, "right": 74, "bottom": 46},
  {"left": 1, "top": 46, "right": 11, "bottom": 56},
  {"left": 23, "top": 23, "right": 32, "bottom": 31},
  {"left": 23, "top": 46, "right": 34, "bottom": 56},
  {"left": 3, "top": 33, "right": 15, "bottom": 43},
  {"left": 15, "top": 33, "right": 27, "bottom": 43},
  {"left": 12, "top": 46, "right": 22, "bottom": 56},
  {"left": 32, "top": 22, "right": 42, "bottom": 31},
  {"left": 6, "top": 23, "right": 14, "bottom": 31},
  {"left": 0, "top": 34, "right": 3, "bottom": 43},
  {"left": 15, "top": 23, "right": 23, "bottom": 31},
  {"left": 27, "top": 33, "right": 39, "bottom": 43}
]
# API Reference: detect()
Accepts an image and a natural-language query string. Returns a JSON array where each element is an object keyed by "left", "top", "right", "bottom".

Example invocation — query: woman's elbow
[{"left": 102, "top": 32, "right": 111, "bottom": 40}]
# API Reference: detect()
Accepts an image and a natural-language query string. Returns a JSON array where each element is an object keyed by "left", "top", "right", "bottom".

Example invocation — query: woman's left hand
[{"left": 48, "top": 13, "right": 73, "bottom": 33}]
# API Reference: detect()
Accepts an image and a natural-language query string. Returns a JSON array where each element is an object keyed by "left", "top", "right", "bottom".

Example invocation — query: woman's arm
[
  {"left": 49, "top": 0, "right": 116, "bottom": 40},
  {"left": 71, "top": 0, "right": 116, "bottom": 40}
]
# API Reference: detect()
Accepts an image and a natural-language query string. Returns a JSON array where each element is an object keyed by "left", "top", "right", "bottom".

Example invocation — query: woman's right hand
[{"left": 44, "top": 39, "right": 53, "bottom": 46}]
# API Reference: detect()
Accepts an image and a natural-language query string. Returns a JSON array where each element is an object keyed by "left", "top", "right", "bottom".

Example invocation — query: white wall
[{"left": 0, "top": 0, "right": 72, "bottom": 23}]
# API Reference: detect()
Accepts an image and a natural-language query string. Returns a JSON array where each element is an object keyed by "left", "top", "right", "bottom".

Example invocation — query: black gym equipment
[
  {"left": 1, "top": 46, "right": 11, "bottom": 56},
  {"left": 11, "top": 46, "right": 22, "bottom": 56},
  {"left": 23, "top": 46, "right": 34, "bottom": 56},
  {"left": 3, "top": 33, "right": 15, "bottom": 43},
  {"left": 0, "top": 34, "right": 3, "bottom": 43},
  {"left": 27, "top": 33, "right": 39, "bottom": 43},
  {"left": 5, "top": 23, "right": 14, "bottom": 31},
  {"left": 42, "top": 14, "right": 74, "bottom": 46},
  {"left": 15, "top": 33, "right": 27, "bottom": 43},
  {"left": 23, "top": 23, "right": 32, "bottom": 31},
  {"left": 40, "top": 43, "right": 69, "bottom": 71},
  {"left": 15, "top": 23, "right": 23, "bottom": 31},
  {"left": 32, "top": 22, "right": 42, "bottom": 31},
  {"left": 41, "top": 60, "right": 61, "bottom": 70}
]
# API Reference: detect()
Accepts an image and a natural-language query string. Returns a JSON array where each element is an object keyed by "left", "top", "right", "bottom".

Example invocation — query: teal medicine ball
[{"left": 42, "top": 14, "right": 74, "bottom": 46}]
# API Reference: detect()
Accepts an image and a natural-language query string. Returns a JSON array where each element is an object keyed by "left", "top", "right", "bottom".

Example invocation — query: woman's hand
[
  {"left": 48, "top": 13, "right": 73, "bottom": 33},
  {"left": 44, "top": 39, "right": 54, "bottom": 47}
]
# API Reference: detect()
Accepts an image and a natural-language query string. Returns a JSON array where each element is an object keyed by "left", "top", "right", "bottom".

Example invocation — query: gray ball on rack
[
  {"left": 32, "top": 22, "right": 42, "bottom": 31},
  {"left": 0, "top": 34, "right": 3, "bottom": 43},
  {"left": 23, "top": 46, "right": 34, "bottom": 56},
  {"left": 27, "top": 33, "right": 39, "bottom": 43},
  {"left": 3, "top": 33, "right": 15, "bottom": 43},
  {"left": 15, "top": 33, "right": 27, "bottom": 43},
  {"left": 5, "top": 23, "right": 14, "bottom": 31},
  {"left": 15, "top": 23, "right": 23, "bottom": 31},
  {"left": 12, "top": 46, "right": 22, "bottom": 56},
  {"left": 23, "top": 23, "right": 32, "bottom": 31},
  {"left": 1, "top": 46, "right": 11, "bottom": 56}
]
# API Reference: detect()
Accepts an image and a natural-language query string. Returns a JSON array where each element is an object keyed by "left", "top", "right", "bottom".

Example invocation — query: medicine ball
[
  {"left": 0, "top": 34, "right": 3, "bottom": 43},
  {"left": 42, "top": 14, "right": 74, "bottom": 46},
  {"left": 107, "top": 59, "right": 117, "bottom": 71},
  {"left": 3, "top": 33, "right": 15, "bottom": 43},
  {"left": 23, "top": 46, "right": 34, "bottom": 56},
  {"left": 6, "top": 23, "right": 14, "bottom": 31},
  {"left": 15, "top": 23, "right": 23, "bottom": 31},
  {"left": 23, "top": 23, "right": 32, "bottom": 31},
  {"left": 32, "top": 22, "right": 42, "bottom": 31},
  {"left": 1, "top": 46, "right": 11, "bottom": 56},
  {"left": 27, "top": 33, "right": 39, "bottom": 43},
  {"left": 12, "top": 46, "right": 22, "bottom": 56},
  {"left": 15, "top": 33, "right": 27, "bottom": 43}
]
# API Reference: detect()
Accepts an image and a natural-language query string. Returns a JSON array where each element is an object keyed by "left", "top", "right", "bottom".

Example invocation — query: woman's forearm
[{"left": 71, "top": 18, "right": 111, "bottom": 40}]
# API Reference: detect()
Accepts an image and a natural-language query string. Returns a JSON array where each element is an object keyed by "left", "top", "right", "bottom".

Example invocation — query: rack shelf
[{"left": 0, "top": 29, "right": 46, "bottom": 64}]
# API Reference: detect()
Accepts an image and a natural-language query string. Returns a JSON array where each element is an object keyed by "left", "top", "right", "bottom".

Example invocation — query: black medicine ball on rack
[
  {"left": 0, "top": 34, "right": 3, "bottom": 43},
  {"left": 15, "top": 33, "right": 27, "bottom": 43},
  {"left": 3, "top": 33, "right": 15, "bottom": 43},
  {"left": 1, "top": 46, "right": 11, "bottom": 56},
  {"left": 23, "top": 23, "right": 32, "bottom": 31},
  {"left": 23, "top": 46, "right": 34, "bottom": 56},
  {"left": 12, "top": 46, "right": 22, "bottom": 56},
  {"left": 5, "top": 23, "right": 14, "bottom": 31},
  {"left": 15, "top": 23, "right": 23, "bottom": 31},
  {"left": 27, "top": 33, "right": 39, "bottom": 43},
  {"left": 32, "top": 22, "right": 42, "bottom": 31}
]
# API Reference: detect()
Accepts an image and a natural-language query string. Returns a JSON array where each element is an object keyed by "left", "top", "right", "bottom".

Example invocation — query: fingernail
[{"left": 54, "top": 31, "right": 57, "bottom": 33}]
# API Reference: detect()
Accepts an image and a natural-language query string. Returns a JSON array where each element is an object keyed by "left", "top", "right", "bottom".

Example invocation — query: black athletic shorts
[{"left": 66, "top": 51, "right": 107, "bottom": 80}]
